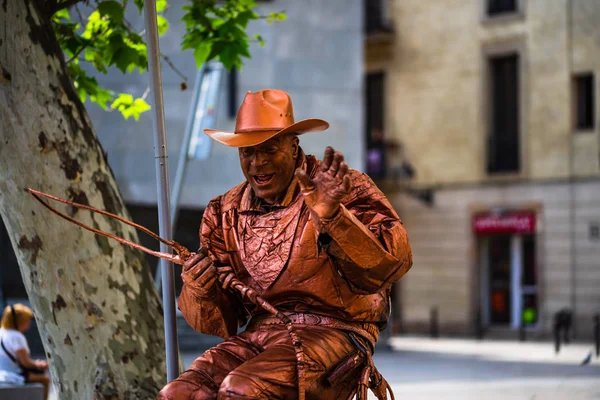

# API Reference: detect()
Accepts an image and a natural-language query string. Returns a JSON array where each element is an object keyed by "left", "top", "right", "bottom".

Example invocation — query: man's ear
[{"left": 291, "top": 135, "right": 299, "bottom": 159}]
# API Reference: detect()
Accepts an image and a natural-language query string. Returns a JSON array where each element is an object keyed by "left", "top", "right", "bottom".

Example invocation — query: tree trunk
[{"left": 0, "top": 1, "right": 167, "bottom": 398}]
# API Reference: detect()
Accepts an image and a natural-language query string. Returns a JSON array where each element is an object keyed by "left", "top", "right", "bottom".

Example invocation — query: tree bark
[{"left": 0, "top": 1, "right": 167, "bottom": 398}]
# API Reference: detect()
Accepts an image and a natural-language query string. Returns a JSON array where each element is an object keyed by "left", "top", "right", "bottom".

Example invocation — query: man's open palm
[{"left": 295, "top": 147, "right": 352, "bottom": 219}]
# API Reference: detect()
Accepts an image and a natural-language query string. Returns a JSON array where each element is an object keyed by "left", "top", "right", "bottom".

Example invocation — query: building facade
[{"left": 366, "top": 0, "right": 600, "bottom": 338}]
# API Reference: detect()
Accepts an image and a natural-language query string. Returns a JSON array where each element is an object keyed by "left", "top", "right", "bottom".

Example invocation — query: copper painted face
[{"left": 238, "top": 135, "right": 299, "bottom": 204}]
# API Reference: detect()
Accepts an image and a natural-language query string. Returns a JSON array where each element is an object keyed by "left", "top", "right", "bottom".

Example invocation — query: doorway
[
  {"left": 475, "top": 211, "right": 538, "bottom": 330},
  {"left": 480, "top": 234, "right": 538, "bottom": 328}
]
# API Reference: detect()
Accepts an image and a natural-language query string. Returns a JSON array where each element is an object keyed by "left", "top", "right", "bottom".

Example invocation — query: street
[{"left": 372, "top": 337, "right": 600, "bottom": 399}]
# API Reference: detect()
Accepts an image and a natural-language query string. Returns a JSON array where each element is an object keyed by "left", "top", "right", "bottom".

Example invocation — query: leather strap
[{"left": 1, "top": 338, "right": 18, "bottom": 364}]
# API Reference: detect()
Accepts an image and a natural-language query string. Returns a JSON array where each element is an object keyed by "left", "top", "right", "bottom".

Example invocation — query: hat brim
[{"left": 203, "top": 118, "right": 329, "bottom": 148}]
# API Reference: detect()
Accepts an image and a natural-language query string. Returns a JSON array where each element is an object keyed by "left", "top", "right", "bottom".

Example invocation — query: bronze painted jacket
[{"left": 178, "top": 152, "right": 413, "bottom": 339}]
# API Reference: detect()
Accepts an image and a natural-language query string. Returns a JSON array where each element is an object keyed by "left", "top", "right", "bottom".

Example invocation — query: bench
[{"left": 0, "top": 383, "right": 44, "bottom": 399}]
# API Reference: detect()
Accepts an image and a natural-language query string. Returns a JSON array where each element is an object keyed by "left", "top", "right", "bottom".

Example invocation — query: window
[
  {"left": 365, "top": 72, "right": 386, "bottom": 179},
  {"left": 487, "top": 53, "right": 520, "bottom": 174},
  {"left": 574, "top": 73, "right": 595, "bottom": 131},
  {"left": 487, "top": 0, "right": 517, "bottom": 16}
]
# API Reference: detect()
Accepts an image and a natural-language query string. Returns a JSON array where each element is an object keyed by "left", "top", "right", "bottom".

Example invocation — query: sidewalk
[{"left": 374, "top": 336, "right": 600, "bottom": 399}]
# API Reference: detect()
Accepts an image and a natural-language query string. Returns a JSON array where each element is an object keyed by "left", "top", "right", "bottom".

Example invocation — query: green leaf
[
  {"left": 209, "top": 17, "right": 225, "bottom": 30},
  {"left": 90, "top": 87, "right": 114, "bottom": 110},
  {"left": 267, "top": 11, "right": 287, "bottom": 24},
  {"left": 62, "top": 36, "right": 82, "bottom": 58},
  {"left": 113, "top": 46, "right": 139, "bottom": 73},
  {"left": 253, "top": 34, "right": 265, "bottom": 47},
  {"left": 156, "top": 0, "right": 168, "bottom": 13},
  {"left": 83, "top": 11, "right": 109, "bottom": 40},
  {"left": 107, "top": 32, "right": 126, "bottom": 60},
  {"left": 236, "top": 10, "right": 256, "bottom": 28},
  {"left": 98, "top": 1, "right": 124, "bottom": 25},
  {"left": 193, "top": 41, "right": 213, "bottom": 68},
  {"left": 111, "top": 93, "right": 134, "bottom": 109},
  {"left": 52, "top": 8, "right": 71, "bottom": 22},
  {"left": 157, "top": 15, "right": 169, "bottom": 36},
  {"left": 130, "top": 98, "right": 151, "bottom": 120},
  {"left": 218, "top": 44, "right": 238, "bottom": 70},
  {"left": 111, "top": 94, "right": 151, "bottom": 120}
]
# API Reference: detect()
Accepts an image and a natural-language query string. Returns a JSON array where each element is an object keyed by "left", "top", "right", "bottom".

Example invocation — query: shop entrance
[{"left": 475, "top": 211, "right": 538, "bottom": 329}]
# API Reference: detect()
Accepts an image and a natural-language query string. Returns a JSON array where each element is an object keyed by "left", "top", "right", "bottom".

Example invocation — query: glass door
[
  {"left": 488, "top": 235, "right": 512, "bottom": 325},
  {"left": 481, "top": 234, "right": 538, "bottom": 328}
]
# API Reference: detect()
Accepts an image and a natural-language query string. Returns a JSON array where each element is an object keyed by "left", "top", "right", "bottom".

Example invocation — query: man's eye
[
  {"left": 265, "top": 147, "right": 278, "bottom": 153},
  {"left": 241, "top": 149, "right": 253, "bottom": 157}
]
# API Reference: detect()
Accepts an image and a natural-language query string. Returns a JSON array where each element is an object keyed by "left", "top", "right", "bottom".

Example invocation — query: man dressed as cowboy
[{"left": 158, "top": 89, "right": 412, "bottom": 400}]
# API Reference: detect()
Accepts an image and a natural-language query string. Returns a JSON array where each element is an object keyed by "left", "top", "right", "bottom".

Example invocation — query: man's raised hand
[{"left": 294, "top": 147, "right": 351, "bottom": 220}]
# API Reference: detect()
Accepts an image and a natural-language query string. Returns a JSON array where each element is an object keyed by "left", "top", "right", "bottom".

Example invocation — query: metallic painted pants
[{"left": 157, "top": 324, "right": 358, "bottom": 399}]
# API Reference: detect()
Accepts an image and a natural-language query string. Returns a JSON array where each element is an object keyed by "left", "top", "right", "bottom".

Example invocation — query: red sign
[{"left": 473, "top": 212, "right": 536, "bottom": 234}]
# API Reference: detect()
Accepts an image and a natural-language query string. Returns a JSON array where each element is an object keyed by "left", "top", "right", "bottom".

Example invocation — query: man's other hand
[
  {"left": 295, "top": 146, "right": 351, "bottom": 220},
  {"left": 181, "top": 247, "right": 218, "bottom": 298}
]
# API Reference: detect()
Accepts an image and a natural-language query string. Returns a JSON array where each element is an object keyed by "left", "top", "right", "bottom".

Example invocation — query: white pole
[
  {"left": 143, "top": 0, "right": 179, "bottom": 381},
  {"left": 511, "top": 235, "right": 523, "bottom": 329}
]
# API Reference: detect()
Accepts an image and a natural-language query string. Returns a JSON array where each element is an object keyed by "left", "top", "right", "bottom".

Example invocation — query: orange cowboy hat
[{"left": 203, "top": 89, "right": 329, "bottom": 147}]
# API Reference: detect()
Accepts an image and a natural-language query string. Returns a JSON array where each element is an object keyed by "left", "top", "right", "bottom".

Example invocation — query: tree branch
[
  {"left": 122, "top": 16, "right": 189, "bottom": 84},
  {"left": 161, "top": 54, "right": 188, "bottom": 83},
  {"left": 141, "top": 86, "right": 150, "bottom": 101},
  {"left": 65, "top": 24, "right": 109, "bottom": 65},
  {"left": 65, "top": 44, "right": 87, "bottom": 64}
]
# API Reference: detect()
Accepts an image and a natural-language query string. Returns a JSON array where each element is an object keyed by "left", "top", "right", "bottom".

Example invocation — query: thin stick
[{"left": 27, "top": 188, "right": 183, "bottom": 265}]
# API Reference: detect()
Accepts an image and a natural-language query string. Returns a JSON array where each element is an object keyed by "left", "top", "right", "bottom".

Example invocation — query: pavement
[
  {"left": 371, "top": 336, "right": 600, "bottom": 399},
  {"left": 47, "top": 335, "right": 599, "bottom": 399}
]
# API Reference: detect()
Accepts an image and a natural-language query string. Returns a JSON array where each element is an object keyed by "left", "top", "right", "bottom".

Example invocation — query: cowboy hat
[{"left": 203, "top": 89, "right": 329, "bottom": 147}]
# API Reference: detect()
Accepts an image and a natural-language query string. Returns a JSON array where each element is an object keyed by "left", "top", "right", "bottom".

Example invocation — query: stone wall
[
  {"left": 384, "top": 0, "right": 599, "bottom": 186},
  {"left": 394, "top": 180, "right": 600, "bottom": 338}
]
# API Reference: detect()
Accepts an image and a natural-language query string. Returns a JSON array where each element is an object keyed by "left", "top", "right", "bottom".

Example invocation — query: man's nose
[{"left": 253, "top": 152, "right": 269, "bottom": 166}]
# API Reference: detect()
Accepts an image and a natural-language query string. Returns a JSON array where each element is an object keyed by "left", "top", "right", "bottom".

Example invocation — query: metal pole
[
  {"left": 0, "top": 221, "right": 5, "bottom": 309},
  {"left": 594, "top": 314, "right": 599, "bottom": 357},
  {"left": 143, "top": 0, "right": 179, "bottom": 381},
  {"left": 566, "top": 0, "right": 578, "bottom": 339}
]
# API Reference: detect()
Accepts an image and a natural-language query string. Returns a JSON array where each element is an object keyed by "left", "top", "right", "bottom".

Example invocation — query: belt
[{"left": 247, "top": 312, "right": 379, "bottom": 349}]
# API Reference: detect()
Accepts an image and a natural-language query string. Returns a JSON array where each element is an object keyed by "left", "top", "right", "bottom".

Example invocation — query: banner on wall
[{"left": 473, "top": 211, "right": 536, "bottom": 235}]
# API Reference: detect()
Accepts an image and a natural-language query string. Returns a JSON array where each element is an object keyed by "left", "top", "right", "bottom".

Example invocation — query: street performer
[{"left": 158, "top": 89, "right": 412, "bottom": 399}]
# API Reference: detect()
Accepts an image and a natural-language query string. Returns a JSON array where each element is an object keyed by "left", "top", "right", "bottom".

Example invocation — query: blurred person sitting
[{"left": 0, "top": 303, "right": 50, "bottom": 399}]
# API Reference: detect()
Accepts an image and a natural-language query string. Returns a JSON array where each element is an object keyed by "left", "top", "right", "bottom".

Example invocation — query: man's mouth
[{"left": 253, "top": 174, "right": 274, "bottom": 185}]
